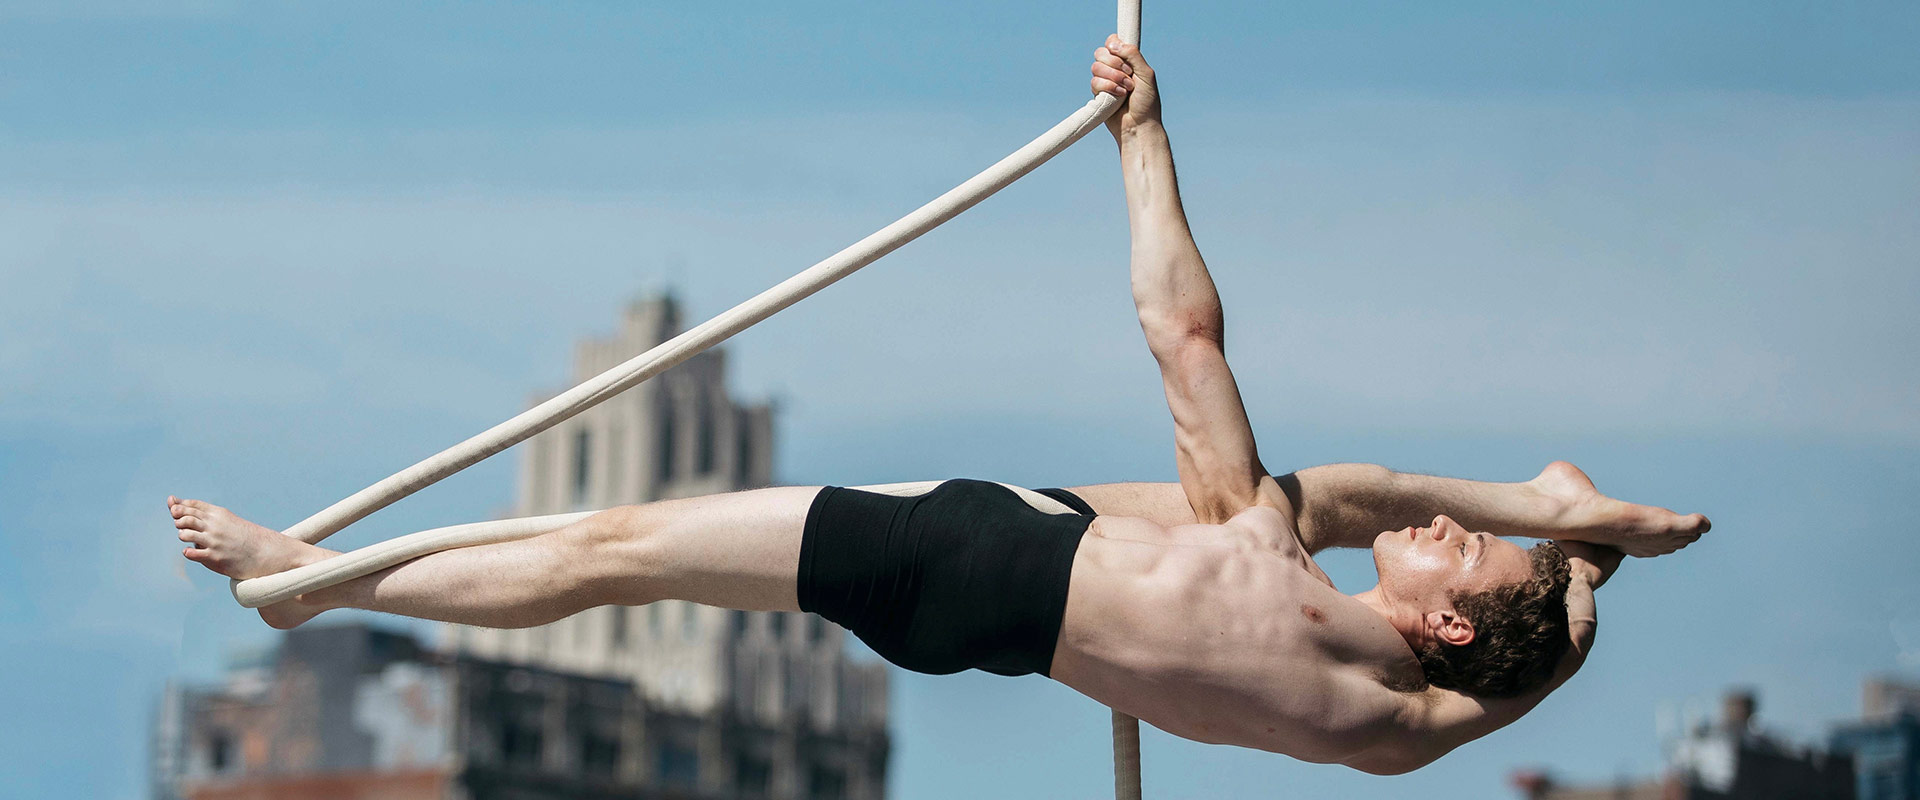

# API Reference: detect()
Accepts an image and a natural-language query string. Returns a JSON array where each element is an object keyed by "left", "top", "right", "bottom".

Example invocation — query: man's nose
[{"left": 1431, "top": 515, "right": 1457, "bottom": 538}]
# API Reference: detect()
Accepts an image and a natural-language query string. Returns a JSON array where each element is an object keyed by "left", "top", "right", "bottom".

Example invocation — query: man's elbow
[
  {"left": 1146, "top": 330, "right": 1227, "bottom": 374},
  {"left": 1139, "top": 310, "right": 1224, "bottom": 352},
  {"left": 1347, "top": 745, "right": 1444, "bottom": 776},
  {"left": 1352, "top": 757, "right": 1424, "bottom": 776}
]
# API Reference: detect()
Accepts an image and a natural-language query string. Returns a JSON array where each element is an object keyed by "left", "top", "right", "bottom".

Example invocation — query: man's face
[{"left": 1371, "top": 514, "right": 1534, "bottom": 615}]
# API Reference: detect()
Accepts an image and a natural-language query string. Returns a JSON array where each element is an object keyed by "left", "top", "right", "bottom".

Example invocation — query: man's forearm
[
  {"left": 1118, "top": 120, "right": 1222, "bottom": 349},
  {"left": 1288, "top": 464, "right": 1568, "bottom": 550}
]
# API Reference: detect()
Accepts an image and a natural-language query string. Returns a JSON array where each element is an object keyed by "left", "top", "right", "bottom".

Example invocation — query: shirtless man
[{"left": 167, "top": 37, "right": 1707, "bottom": 774}]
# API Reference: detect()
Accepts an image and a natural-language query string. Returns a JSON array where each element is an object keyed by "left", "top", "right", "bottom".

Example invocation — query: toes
[{"left": 175, "top": 514, "right": 205, "bottom": 531}]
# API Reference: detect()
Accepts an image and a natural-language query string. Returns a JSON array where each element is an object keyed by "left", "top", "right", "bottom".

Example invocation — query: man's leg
[{"left": 169, "top": 487, "right": 821, "bottom": 630}]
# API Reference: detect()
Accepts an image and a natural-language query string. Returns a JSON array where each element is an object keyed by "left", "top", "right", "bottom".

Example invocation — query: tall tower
[{"left": 447, "top": 293, "right": 888, "bottom": 796}]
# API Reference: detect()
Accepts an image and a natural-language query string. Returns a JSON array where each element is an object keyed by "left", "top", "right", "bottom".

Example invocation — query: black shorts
[{"left": 797, "top": 480, "right": 1095, "bottom": 678}]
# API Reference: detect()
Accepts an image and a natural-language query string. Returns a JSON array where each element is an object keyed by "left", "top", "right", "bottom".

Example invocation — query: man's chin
[{"left": 1371, "top": 529, "right": 1397, "bottom": 551}]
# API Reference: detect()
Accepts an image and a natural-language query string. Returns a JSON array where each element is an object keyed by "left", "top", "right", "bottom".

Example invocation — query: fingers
[
  {"left": 1092, "top": 45, "right": 1135, "bottom": 99},
  {"left": 1091, "top": 64, "right": 1133, "bottom": 95},
  {"left": 1102, "top": 37, "right": 1151, "bottom": 75}
]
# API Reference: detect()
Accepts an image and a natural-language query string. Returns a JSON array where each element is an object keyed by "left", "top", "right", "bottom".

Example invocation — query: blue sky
[{"left": 2, "top": 1, "right": 1916, "bottom": 798}]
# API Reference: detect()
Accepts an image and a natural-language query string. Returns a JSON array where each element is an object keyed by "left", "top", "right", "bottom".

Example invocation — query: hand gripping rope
[{"left": 231, "top": 3, "right": 1145, "bottom": 797}]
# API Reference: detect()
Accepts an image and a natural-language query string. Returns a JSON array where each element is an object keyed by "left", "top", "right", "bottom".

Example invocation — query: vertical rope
[
  {"left": 1114, "top": 708, "right": 1143, "bottom": 800},
  {"left": 1107, "top": 7, "right": 1145, "bottom": 796}
]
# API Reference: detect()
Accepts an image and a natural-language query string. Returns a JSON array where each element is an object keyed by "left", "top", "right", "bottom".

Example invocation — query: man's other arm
[{"left": 1069, "top": 462, "right": 1707, "bottom": 555}]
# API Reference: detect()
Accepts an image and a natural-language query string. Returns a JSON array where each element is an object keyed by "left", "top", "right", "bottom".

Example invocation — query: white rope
[
  {"left": 272, "top": 7, "right": 1136, "bottom": 550},
  {"left": 231, "top": 1, "right": 1145, "bottom": 794}
]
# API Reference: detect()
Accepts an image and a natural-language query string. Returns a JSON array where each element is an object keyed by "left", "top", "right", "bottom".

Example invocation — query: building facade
[
  {"left": 1511, "top": 689, "right": 1857, "bottom": 800},
  {"left": 445, "top": 295, "right": 888, "bottom": 759},
  {"left": 1830, "top": 677, "right": 1920, "bottom": 800},
  {"left": 155, "top": 294, "right": 889, "bottom": 800},
  {"left": 154, "top": 624, "right": 888, "bottom": 800}
]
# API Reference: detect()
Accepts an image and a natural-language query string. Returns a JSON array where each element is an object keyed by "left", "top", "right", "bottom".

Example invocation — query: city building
[
  {"left": 1510, "top": 689, "right": 1855, "bottom": 800},
  {"left": 1829, "top": 677, "right": 1920, "bottom": 800},
  {"left": 154, "top": 294, "right": 890, "bottom": 800},
  {"left": 154, "top": 623, "right": 887, "bottom": 800}
]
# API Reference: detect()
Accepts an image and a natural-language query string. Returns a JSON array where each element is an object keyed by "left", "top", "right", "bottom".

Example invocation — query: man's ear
[{"left": 1426, "top": 610, "right": 1476, "bottom": 647}]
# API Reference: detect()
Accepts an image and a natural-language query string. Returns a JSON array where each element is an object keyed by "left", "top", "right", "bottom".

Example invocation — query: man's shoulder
[{"left": 1220, "top": 500, "right": 1332, "bottom": 585}]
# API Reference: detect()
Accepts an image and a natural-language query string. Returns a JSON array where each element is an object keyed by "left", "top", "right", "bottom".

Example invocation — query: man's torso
[{"left": 1048, "top": 505, "right": 1427, "bottom": 764}]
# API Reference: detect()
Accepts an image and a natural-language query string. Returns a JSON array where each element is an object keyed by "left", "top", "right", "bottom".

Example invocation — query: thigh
[{"left": 610, "top": 485, "right": 822, "bottom": 612}]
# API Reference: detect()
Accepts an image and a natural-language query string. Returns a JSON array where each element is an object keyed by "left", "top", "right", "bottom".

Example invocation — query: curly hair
[{"left": 1414, "top": 541, "right": 1573, "bottom": 699}]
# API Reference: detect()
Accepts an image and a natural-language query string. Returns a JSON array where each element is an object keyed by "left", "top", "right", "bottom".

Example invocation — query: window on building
[
  {"left": 208, "top": 730, "right": 233, "bottom": 773},
  {"left": 657, "top": 390, "right": 678, "bottom": 484},
  {"left": 807, "top": 614, "right": 825, "bottom": 645},
  {"left": 610, "top": 605, "right": 628, "bottom": 649},
  {"left": 771, "top": 612, "right": 787, "bottom": 641},
  {"left": 735, "top": 752, "right": 773, "bottom": 799},
  {"left": 735, "top": 409, "right": 755, "bottom": 485},
  {"left": 501, "top": 718, "right": 544, "bottom": 768},
  {"left": 606, "top": 422, "right": 625, "bottom": 504},
  {"left": 682, "top": 603, "right": 699, "bottom": 639},
  {"left": 785, "top": 660, "right": 808, "bottom": 712},
  {"left": 581, "top": 729, "right": 620, "bottom": 777},
  {"left": 657, "top": 741, "right": 700, "bottom": 789},
  {"left": 809, "top": 764, "right": 847, "bottom": 800},
  {"left": 571, "top": 429, "right": 592, "bottom": 508},
  {"left": 649, "top": 604, "right": 663, "bottom": 638},
  {"left": 696, "top": 392, "right": 716, "bottom": 475},
  {"left": 730, "top": 610, "right": 748, "bottom": 642}
]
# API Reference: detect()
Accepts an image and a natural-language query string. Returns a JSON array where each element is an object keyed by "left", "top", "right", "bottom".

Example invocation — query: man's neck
[{"left": 1351, "top": 586, "right": 1422, "bottom": 649}]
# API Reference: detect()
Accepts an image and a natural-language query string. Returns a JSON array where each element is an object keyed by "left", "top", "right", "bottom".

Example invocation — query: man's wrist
[
  {"left": 1555, "top": 541, "right": 1621, "bottom": 588},
  {"left": 1115, "top": 116, "right": 1166, "bottom": 144}
]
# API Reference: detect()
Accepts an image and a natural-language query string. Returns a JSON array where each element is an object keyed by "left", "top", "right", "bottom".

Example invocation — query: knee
[
  {"left": 563, "top": 504, "right": 659, "bottom": 558},
  {"left": 559, "top": 504, "right": 667, "bottom": 601}
]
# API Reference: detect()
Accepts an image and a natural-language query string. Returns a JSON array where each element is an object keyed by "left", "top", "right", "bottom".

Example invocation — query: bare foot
[
  {"left": 168, "top": 496, "right": 336, "bottom": 629},
  {"left": 1530, "top": 462, "right": 1710, "bottom": 558}
]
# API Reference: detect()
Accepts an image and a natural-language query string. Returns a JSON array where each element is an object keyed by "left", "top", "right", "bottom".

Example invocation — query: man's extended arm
[
  {"left": 1069, "top": 461, "right": 1707, "bottom": 556},
  {"left": 1096, "top": 38, "right": 1283, "bottom": 523}
]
